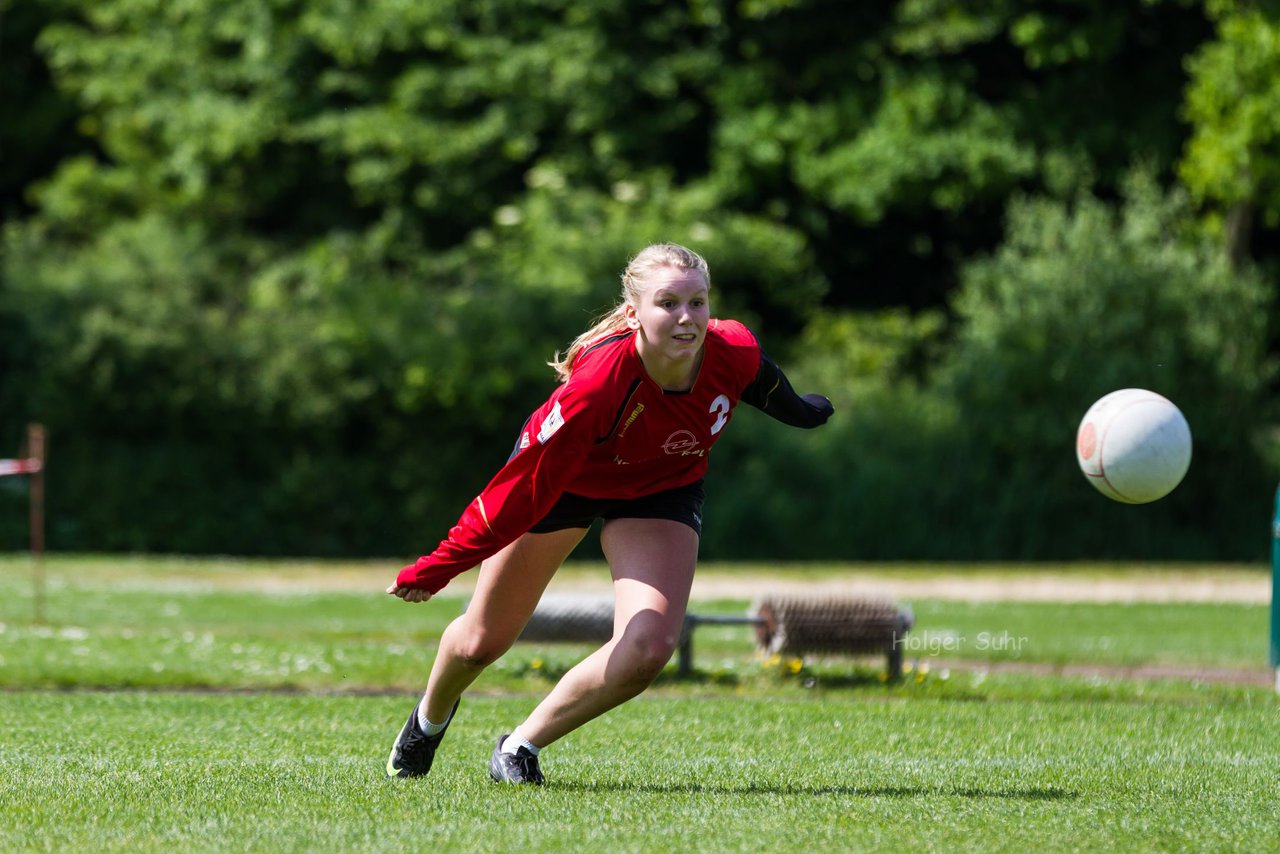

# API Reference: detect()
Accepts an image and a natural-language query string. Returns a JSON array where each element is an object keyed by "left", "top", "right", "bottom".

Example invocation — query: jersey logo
[
  {"left": 617, "top": 403, "right": 645, "bottom": 438},
  {"left": 537, "top": 402, "right": 565, "bottom": 444},
  {"left": 709, "top": 394, "right": 731, "bottom": 435},
  {"left": 662, "top": 430, "right": 701, "bottom": 456}
]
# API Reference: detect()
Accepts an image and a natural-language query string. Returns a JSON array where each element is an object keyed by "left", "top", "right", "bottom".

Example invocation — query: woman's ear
[{"left": 623, "top": 304, "right": 641, "bottom": 329}]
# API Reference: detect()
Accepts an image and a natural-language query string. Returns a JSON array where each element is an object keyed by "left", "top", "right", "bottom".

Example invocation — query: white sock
[
  {"left": 417, "top": 699, "right": 453, "bottom": 736},
  {"left": 501, "top": 728, "right": 541, "bottom": 756}
]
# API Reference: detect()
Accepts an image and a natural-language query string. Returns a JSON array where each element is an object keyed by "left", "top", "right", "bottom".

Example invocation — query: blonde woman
[{"left": 386, "top": 243, "right": 833, "bottom": 785}]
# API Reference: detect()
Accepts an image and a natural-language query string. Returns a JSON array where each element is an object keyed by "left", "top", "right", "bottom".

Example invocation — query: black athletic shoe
[
  {"left": 488, "top": 734, "right": 545, "bottom": 786},
  {"left": 386, "top": 698, "right": 459, "bottom": 778}
]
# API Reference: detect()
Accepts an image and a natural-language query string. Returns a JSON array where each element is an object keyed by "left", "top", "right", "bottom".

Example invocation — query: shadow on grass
[{"left": 552, "top": 781, "right": 1078, "bottom": 800}]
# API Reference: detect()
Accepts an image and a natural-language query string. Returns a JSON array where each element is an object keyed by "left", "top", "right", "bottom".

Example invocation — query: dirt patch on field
[
  {"left": 266, "top": 567, "right": 1271, "bottom": 604},
  {"left": 685, "top": 572, "right": 1271, "bottom": 604},
  {"left": 933, "top": 659, "right": 1276, "bottom": 688},
  {"left": 42, "top": 558, "right": 1270, "bottom": 604}
]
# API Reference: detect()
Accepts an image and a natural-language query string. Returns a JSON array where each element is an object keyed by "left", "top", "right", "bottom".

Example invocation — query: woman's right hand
[{"left": 386, "top": 583, "right": 433, "bottom": 603}]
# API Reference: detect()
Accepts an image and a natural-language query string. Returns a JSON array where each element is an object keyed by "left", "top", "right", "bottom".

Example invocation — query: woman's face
[{"left": 626, "top": 266, "right": 711, "bottom": 370}]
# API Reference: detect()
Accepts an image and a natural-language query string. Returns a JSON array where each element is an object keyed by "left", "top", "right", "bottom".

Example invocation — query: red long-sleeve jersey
[{"left": 397, "top": 319, "right": 828, "bottom": 593}]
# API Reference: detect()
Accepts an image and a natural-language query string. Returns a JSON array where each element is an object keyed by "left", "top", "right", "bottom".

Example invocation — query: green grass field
[{"left": 2, "top": 556, "right": 1277, "bottom": 852}]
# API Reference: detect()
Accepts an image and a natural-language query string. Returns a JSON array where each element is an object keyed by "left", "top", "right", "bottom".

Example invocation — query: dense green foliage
[
  {"left": 705, "top": 174, "right": 1276, "bottom": 559},
  {"left": 1, "top": 0, "right": 1277, "bottom": 558}
]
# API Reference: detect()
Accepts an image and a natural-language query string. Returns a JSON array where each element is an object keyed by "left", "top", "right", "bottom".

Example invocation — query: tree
[
  {"left": 5, "top": 0, "right": 1271, "bottom": 557},
  {"left": 1180, "top": 0, "right": 1280, "bottom": 266}
]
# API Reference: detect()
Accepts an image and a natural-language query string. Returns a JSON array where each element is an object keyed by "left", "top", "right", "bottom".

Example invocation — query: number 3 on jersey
[{"left": 709, "top": 394, "right": 731, "bottom": 435}]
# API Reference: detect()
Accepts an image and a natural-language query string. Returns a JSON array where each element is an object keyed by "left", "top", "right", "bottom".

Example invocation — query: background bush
[{"left": 704, "top": 173, "right": 1276, "bottom": 560}]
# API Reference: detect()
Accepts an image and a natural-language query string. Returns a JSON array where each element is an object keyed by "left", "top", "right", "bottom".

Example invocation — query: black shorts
[
  {"left": 508, "top": 417, "right": 705, "bottom": 536},
  {"left": 528, "top": 479, "right": 706, "bottom": 536}
]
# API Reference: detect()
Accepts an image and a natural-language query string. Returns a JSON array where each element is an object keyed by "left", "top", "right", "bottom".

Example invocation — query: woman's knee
[
  {"left": 612, "top": 615, "right": 680, "bottom": 684},
  {"left": 445, "top": 618, "right": 517, "bottom": 669}
]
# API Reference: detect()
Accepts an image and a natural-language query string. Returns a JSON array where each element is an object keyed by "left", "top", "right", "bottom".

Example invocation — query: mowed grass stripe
[
  {"left": 0, "top": 583, "right": 1267, "bottom": 691},
  {"left": 2, "top": 690, "right": 1277, "bottom": 852}
]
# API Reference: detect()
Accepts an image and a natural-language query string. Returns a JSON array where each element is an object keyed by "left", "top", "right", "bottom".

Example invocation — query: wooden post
[
  {"left": 1271, "top": 482, "right": 1279, "bottom": 693},
  {"left": 26, "top": 424, "right": 46, "bottom": 624}
]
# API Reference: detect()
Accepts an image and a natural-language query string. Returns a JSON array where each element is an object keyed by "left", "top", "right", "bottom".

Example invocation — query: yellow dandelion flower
[
  {"left": 531, "top": 658, "right": 543, "bottom": 670},
  {"left": 787, "top": 658, "right": 803, "bottom": 674}
]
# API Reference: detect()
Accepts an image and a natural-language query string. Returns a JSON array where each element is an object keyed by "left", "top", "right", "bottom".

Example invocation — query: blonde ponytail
[
  {"left": 548, "top": 243, "right": 711, "bottom": 382},
  {"left": 547, "top": 307, "right": 631, "bottom": 382}
]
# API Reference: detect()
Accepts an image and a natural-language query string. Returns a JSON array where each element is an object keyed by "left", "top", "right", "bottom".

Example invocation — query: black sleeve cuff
[{"left": 741, "top": 351, "right": 834, "bottom": 429}]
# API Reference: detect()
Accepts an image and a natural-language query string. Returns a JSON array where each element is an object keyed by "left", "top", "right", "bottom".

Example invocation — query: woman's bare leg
[
  {"left": 421, "top": 527, "right": 586, "bottom": 722},
  {"left": 513, "top": 517, "right": 698, "bottom": 747}
]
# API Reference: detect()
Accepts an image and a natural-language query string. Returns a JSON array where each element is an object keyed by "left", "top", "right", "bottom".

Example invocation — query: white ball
[{"left": 1075, "top": 389, "right": 1192, "bottom": 504}]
